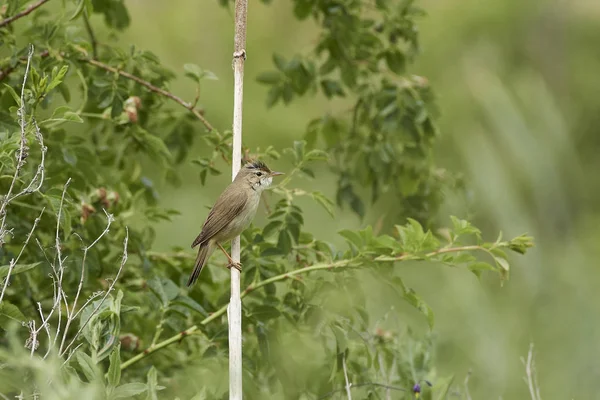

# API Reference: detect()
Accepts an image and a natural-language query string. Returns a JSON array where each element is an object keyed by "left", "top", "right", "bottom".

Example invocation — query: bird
[{"left": 187, "top": 160, "right": 284, "bottom": 287}]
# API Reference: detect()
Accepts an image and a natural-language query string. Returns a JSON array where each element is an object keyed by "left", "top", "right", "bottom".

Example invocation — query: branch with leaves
[
  {"left": 120, "top": 220, "right": 532, "bottom": 370},
  {"left": 0, "top": 0, "right": 51, "bottom": 28}
]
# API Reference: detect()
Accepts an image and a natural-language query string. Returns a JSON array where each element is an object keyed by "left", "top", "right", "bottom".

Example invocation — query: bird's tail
[{"left": 187, "top": 242, "right": 215, "bottom": 287}]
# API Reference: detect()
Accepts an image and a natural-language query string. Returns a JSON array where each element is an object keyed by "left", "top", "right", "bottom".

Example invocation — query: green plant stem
[{"left": 120, "top": 244, "right": 493, "bottom": 371}]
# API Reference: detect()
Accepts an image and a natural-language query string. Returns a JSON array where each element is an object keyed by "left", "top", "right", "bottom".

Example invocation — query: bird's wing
[{"left": 191, "top": 184, "right": 248, "bottom": 248}]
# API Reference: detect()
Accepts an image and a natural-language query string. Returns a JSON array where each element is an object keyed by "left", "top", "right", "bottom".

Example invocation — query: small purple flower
[{"left": 413, "top": 383, "right": 421, "bottom": 393}]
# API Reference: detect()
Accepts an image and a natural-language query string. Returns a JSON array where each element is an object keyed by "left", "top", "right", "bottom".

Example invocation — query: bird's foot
[{"left": 227, "top": 261, "right": 243, "bottom": 272}]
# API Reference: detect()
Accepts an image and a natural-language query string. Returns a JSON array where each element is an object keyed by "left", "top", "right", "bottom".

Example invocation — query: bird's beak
[{"left": 270, "top": 171, "right": 284, "bottom": 177}]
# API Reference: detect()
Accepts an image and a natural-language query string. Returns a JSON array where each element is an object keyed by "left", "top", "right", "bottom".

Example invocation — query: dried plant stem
[
  {"left": 121, "top": 244, "right": 492, "bottom": 370},
  {"left": 57, "top": 209, "right": 115, "bottom": 355},
  {"left": 521, "top": 343, "right": 542, "bottom": 400},
  {"left": 342, "top": 353, "right": 353, "bottom": 400},
  {"left": 0, "top": 0, "right": 51, "bottom": 28},
  {"left": 0, "top": 45, "right": 46, "bottom": 303},
  {"left": 229, "top": 0, "right": 248, "bottom": 398},
  {"left": 0, "top": 45, "right": 34, "bottom": 244},
  {"left": 60, "top": 227, "right": 128, "bottom": 357}
]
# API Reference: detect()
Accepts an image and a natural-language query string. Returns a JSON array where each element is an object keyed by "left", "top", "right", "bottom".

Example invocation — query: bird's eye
[{"left": 256, "top": 171, "right": 263, "bottom": 177}]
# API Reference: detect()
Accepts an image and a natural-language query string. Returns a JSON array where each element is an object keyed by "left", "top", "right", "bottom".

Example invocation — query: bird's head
[{"left": 237, "top": 160, "right": 283, "bottom": 192}]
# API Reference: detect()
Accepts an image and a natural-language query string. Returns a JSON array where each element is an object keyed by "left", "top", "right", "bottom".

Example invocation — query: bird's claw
[{"left": 227, "top": 262, "right": 242, "bottom": 272}]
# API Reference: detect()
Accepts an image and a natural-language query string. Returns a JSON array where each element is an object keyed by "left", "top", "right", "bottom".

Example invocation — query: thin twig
[
  {"left": 0, "top": 45, "right": 34, "bottom": 245},
  {"left": 58, "top": 209, "right": 114, "bottom": 354},
  {"left": 82, "top": 58, "right": 214, "bottom": 132},
  {"left": 0, "top": 0, "right": 51, "bottom": 28},
  {"left": 521, "top": 343, "right": 542, "bottom": 400},
  {"left": 342, "top": 353, "right": 353, "bottom": 400},
  {"left": 82, "top": 14, "right": 98, "bottom": 59},
  {"left": 0, "top": 208, "right": 44, "bottom": 304}
]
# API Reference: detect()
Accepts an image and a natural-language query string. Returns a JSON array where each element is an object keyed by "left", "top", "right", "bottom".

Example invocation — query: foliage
[{"left": 0, "top": 0, "right": 533, "bottom": 399}]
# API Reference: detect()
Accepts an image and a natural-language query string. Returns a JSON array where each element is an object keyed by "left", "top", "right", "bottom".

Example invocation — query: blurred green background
[{"left": 86, "top": 0, "right": 599, "bottom": 398}]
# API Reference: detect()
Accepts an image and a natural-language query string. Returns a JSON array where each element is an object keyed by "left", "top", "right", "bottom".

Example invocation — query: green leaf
[
  {"left": 107, "top": 344, "right": 121, "bottom": 387},
  {"left": 273, "top": 53, "right": 287, "bottom": 71},
  {"left": 277, "top": 230, "right": 292, "bottom": 253},
  {"left": 0, "top": 262, "right": 41, "bottom": 279},
  {"left": 468, "top": 262, "right": 496, "bottom": 279},
  {"left": 146, "top": 367, "right": 159, "bottom": 400},
  {"left": 47, "top": 65, "right": 69, "bottom": 92},
  {"left": 112, "top": 383, "right": 148, "bottom": 399},
  {"left": 450, "top": 216, "right": 482, "bottom": 239},
  {"left": 293, "top": 0, "right": 313, "bottom": 19},
  {"left": 385, "top": 49, "right": 406, "bottom": 74},
  {"left": 147, "top": 276, "right": 179, "bottom": 307},
  {"left": 304, "top": 149, "right": 328, "bottom": 161},
  {"left": 494, "top": 256, "right": 509, "bottom": 272},
  {"left": 256, "top": 71, "right": 281, "bottom": 84},
  {"left": 79, "top": 291, "right": 122, "bottom": 362},
  {"left": 395, "top": 277, "right": 435, "bottom": 328},
  {"left": 433, "top": 375, "right": 455, "bottom": 400},
  {"left": 265, "top": 86, "right": 281, "bottom": 108},
  {"left": 171, "top": 295, "right": 207, "bottom": 317},
  {"left": 183, "top": 63, "right": 203, "bottom": 82},
  {"left": 3, "top": 83, "right": 20, "bottom": 105},
  {"left": 263, "top": 220, "right": 283, "bottom": 237},
  {"left": 251, "top": 305, "right": 281, "bottom": 321},
  {"left": 0, "top": 302, "right": 26, "bottom": 329},
  {"left": 311, "top": 192, "right": 334, "bottom": 218},
  {"left": 293, "top": 140, "right": 305, "bottom": 162},
  {"left": 330, "top": 323, "right": 347, "bottom": 353},
  {"left": 338, "top": 229, "right": 363, "bottom": 251},
  {"left": 320, "top": 79, "right": 345, "bottom": 98},
  {"left": 75, "top": 351, "right": 102, "bottom": 383}
]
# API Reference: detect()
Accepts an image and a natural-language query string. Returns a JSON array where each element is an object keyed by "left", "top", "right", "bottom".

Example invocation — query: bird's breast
[{"left": 216, "top": 193, "right": 261, "bottom": 241}]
